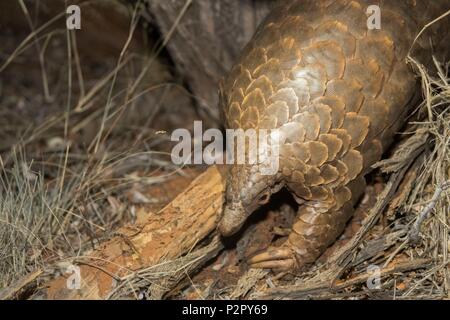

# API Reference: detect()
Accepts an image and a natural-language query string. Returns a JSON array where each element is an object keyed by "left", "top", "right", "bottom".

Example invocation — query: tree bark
[
  {"left": 143, "top": 0, "right": 274, "bottom": 120},
  {"left": 41, "top": 166, "right": 225, "bottom": 299}
]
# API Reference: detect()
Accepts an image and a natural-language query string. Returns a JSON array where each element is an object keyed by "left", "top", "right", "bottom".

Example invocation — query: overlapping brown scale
[
  {"left": 254, "top": 22, "right": 282, "bottom": 49},
  {"left": 292, "top": 112, "right": 320, "bottom": 140},
  {"left": 291, "top": 239, "right": 323, "bottom": 261},
  {"left": 227, "top": 64, "right": 244, "bottom": 90},
  {"left": 270, "top": 88, "right": 299, "bottom": 117},
  {"left": 240, "top": 106, "right": 259, "bottom": 129},
  {"left": 374, "top": 9, "right": 413, "bottom": 60},
  {"left": 287, "top": 1, "right": 322, "bottom": 15},
  {"left": 309, "top": 186, "right": 333, "bottom": 201},
  {"left": 332, "top": 185, "right": 352, "bottom": 211},
  {"left": 346, "top": 176, "right": 366, "bottom": 205},
  {"left": 279, "top": 15, "right": 315, "bottom": 46},
  {"left": 304, "top": 166, "right": 325, "bottom": 186},
  {"left": 325, "top": 80, "right": 364, "bottom": 113},
  {"left": 253, "top": 58, "right": 284, "bottom": 84},
  {"left": 327, "top": 0, "right": 367, "bottom": 39},
  {"left": 342, "top": 149, "right": 363, "bottom": 182},
  {"left": 320, "top": 187, "right": 339, "bottom": 205},
  {"left": 292, "top": 216, "right": 320, "bottom": 238},
  {"left": 265, "top": 101, "right": 289, "bottom": 127},
  {"left": 259, "top": 115, "right": 277, "bottom": 130},
  {"left": 259, "top": 0, "right": 289, "bottom": 25},
  {"left": 241, "top": 47, "right": 267, "bottom": 72},
  {"left": 398, "top": 0, "right": 424, "bottom": 19},
  {"left": 324, "top": 162, "right": 348, "bottom": 189},
  {"left": 276, "top": 78, "right": 311, "bottom": 108},
  {"left": 357, "top": 33, "right": 395, "bottom": 74},
  {"left": 280, "top": 154, "right": 295, "bottom": 171},
  {"left": 307, "top": 200, "right": 334, "bottom": 214},
  {"left": 227, "top": 102, "right": 242, "bottom": 123},
  {"left": 289, "top": 240, "right": 317, "bottom": 260},
  {"left": 292, "top": 142, "right": 311, "bottom": 163},
  {"left": 290, "top": 64, "right": 327, "bottom": 99},
  {"left": 292, "top": 170, "right": 305, "bottom": 184},
  {"left": 293, "top": 157, "right": 308, "bottom": 172},
  {"left": 280, "top": 143, "right": 295, "bottom": 160},
  {"left": 233, "top": 68, "right": 253, "bottom": 93},
  {"left": 329, "top": 159, "right": 348, "bottom": 179},
  {"left": 306, "top": 141, "right": 328, "bottom": 166},
  {"left": 229, "top": 119, "right": 241, "bottom": 130},
  {"left": 320, "top": 164, "right": 340, "bottom": 184},
  {"left": 288, "top": 182, "right": 312, "bottom": 200},
  {"left": 360, "top": 139, "right": 383, "bottom": 173},
  {"left": 282, "top": 166, "right": 292, "bottom": 178},
  {"left": 297, "top": 205, "right": 330, "bottom": 225},
  {"left": 266, "top": 37, "right": 302, "bottom": 70},
  {"left": 280, "top": 122, "right": 306, "bottom": 143},
  {"left": 288, "top": 232, "right": 315, "bottom": 254},
  {"left": 293, "top": 218, "right": 331, "bottom": 237},
  {"left": 229, "top": 88, "right": 244, "bottom": 106},
  {"left": 358, "top": 97, "right": 389, "bottom": 139},
  {"left": 241, "top": 88, "right": 266, "bottom": 114},
  {"left": 329, "top": 129, "right": 351, "bottom": 156},
  {"left": 302, "top": 41, "right": 346, "bottom": 79},
  {"left": 313, "top": 96, "right": 346, "bottom": 128},
  {"left": 245, "top": 75, "right": 274, "bottom": 101},
  {"left": 342, "top": 112, "right": 369, "bottom": 148},
  {"left": 345, "top": 58, "right": 384, "bottom": 99},
  {"left": 380, "top": 63, "right": 416, "bottom": 121},
  {"left": 313, "top": 20, "right": 356, "bottom": 57},
  {"left": 319, "top": 134, "right": 343, "bottom": 161},
  {"left": 304, "top": 103, "right": 332, "bottom": 134}
]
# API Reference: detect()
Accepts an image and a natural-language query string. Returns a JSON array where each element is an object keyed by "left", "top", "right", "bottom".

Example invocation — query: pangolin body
[{"left": 218, "top": 0, "right": 450, "bottom": 271}]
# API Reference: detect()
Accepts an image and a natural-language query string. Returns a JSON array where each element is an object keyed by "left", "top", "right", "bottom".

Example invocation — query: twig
[
  {"left": 408, "top": 180, "right": 450, "bottom": 244},
  {"left": 255, "top": 259, "right": 431, "bottom": 299},
  {"left": 0, "top": 269, "right": 43, "bottom": 300}
]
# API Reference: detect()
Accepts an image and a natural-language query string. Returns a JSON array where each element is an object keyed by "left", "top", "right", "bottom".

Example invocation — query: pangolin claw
[{"left": 247, "top": 246, "right": 297, "bottom": 272}]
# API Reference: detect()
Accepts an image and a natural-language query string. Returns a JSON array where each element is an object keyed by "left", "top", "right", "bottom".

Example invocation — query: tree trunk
[{"left": 143, "top": 0, "right": 274, "bottom": 120}]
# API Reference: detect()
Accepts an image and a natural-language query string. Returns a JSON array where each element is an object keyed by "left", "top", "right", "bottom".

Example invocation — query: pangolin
[{"left": 218, "top": 0, "right": 450, "bottom": 271}]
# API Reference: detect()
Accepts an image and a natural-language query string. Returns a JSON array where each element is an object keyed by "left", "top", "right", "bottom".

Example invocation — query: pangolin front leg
[
  {"left": 218, "top": 0, "right": 450, "bottom": 272},
  {"left": 248, "top": 178, "right": 365, "bottom": 271}
]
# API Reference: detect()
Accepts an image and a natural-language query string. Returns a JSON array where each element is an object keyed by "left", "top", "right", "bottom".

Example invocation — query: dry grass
[{"left": 399, "top": 58, "right": 450, "bottom": 297}]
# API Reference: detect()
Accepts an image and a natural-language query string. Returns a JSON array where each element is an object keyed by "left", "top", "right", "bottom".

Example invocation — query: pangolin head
[{"left": 219, "top": 164, "right": 283, "bottom": 236}]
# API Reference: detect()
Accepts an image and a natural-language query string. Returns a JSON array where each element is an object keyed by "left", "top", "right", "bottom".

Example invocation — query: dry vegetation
[
  {"left": 0, "top": 0, "right": 449, "bottom": 300},
  {"left": 0, "top": 0, "right": 200, "bottom": 295}
]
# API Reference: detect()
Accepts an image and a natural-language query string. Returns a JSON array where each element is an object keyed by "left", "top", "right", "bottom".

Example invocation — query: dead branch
[
  {"left": 255, "top": 258, "right": 432, "bottom": 299},
  {"left": 0, "top": 269, "right": 43, "bottom": 300},
  {"left": 408, "top": 180, "right": 450, "bottom": 244},
  {"left": 39, "top": 166, "right": 225, "bottom": 299}
]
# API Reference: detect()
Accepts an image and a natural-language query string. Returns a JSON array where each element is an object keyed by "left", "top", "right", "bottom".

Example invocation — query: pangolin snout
[{"left": 218, "top": 203, "right": 248, "bottom": 237}]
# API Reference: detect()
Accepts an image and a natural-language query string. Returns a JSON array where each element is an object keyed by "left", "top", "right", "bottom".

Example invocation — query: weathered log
[{"left": 42, "top": 166, "right": 225, "bottom": 299}]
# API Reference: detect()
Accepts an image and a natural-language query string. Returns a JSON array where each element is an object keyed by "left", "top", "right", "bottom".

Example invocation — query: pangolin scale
[{"left": 218, "top": 0, "right": 450, "bottom": 271}]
